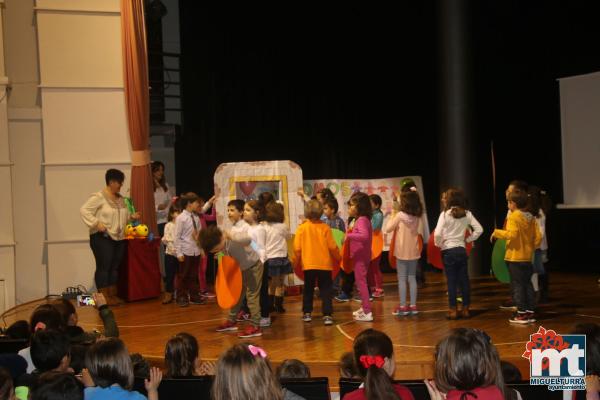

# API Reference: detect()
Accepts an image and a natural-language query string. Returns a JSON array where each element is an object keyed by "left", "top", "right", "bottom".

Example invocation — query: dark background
[{"left": 175, "top": 1, "right": 600, "bottom": 273}]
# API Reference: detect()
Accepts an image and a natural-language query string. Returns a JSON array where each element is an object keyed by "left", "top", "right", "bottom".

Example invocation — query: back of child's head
[
  {"left": 167, "top": 202, "right": 182, "bottom": 222},
  {"left": 317, "top": 188, "right": 335, "bottom": 203},
  {"left": 400, "top": 189, "right": 423, "bottom": 217},
  {"left": 165, "top": 332, "right": 199, "bottom": 378},
  {"left": 527, "top": 186, "right": 543, "bottom": 217},
  {"left": 30, "top": 304, "right": 63, "bottom": 334},
  {"left": 212, "top": 343, "right": 283, "bottom": 400},
  {"left": 85, "top": 337, "right": 133, "bottom": 390},
  {"left": 31, "top": 330, "right": 70, "bottom": 373},
  {"left": 443, "top": 187, "right": 467, "bottom": 219},
  {"left": 400, "top": 178, "right": 417, "bottom": 193},
  {"left": 50, "top": 298, "right": 77, "bottom": 327},
  {"left": 304, "top": 199, "right": 323, "bottom": 221},
  {"left": 198, "top": 225, "right": 224, "bottom": 254},
  {"left": 130, "top": 353, "right": 151, "bottom": 379},
  {"left": 0, "top": 368, "right": 13, "bottom": 400},
  {"left": 264, "top": 202, "right": 285, "bottom": 223},
  {"left": 508, "top": 188, "right": 528, "bottom": 210},
  {"left": 5, "top": 320, "right": 30, "bottom": 340},
  {"left": 339, "top": 351, "right": 360, "bottom": 379},
  {"left": 31, "top": 371, "right": 83, "bottom": 400},
  {"left": 434, "top": 328, "right": 504, "bottom": 395},
  {"left": 69, "top": 344, "right": 88, "bottom": 375},
  {"left": 227, "top": 199, "right": 245, "bottom": 213},
  {"left": 276, "top": 359, "right": 310, "bottom": 379},
  {"left": 324, "top": 198, "right": 339, "bottom": 215},
  {"left": 500, "top": 360, "right": 522, "bottom": 383},
  {"left": 508, "top": 180, "right": 528, "bottom": 192},
  {"left": 572, "top": 323, "right": 600, "bottom": 375},
  {"left": 349, "top": 192, "right": 372, "bottom": 219},
  {"left": 369, "top": 194, "right": 382, "bottom": 210},
  {"left": 353, "top": 329, "right": 398, "bottom": 400},
  {"left": 180, "top": 192, "right": 199, "bottom": 209}
]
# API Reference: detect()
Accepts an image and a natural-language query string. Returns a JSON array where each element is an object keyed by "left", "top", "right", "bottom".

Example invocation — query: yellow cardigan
[{"left": 493, "top": 210, "right": 542, "bottom": 262}]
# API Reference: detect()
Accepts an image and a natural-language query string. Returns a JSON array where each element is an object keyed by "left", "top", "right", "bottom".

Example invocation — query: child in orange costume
[{"left": 294, "top": 200, "right": 341, "bottom": 325}]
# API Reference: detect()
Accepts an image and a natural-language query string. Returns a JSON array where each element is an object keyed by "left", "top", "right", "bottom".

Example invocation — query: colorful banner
[{"left": 302, "top": 176, "right": 430, "bottom": 249}]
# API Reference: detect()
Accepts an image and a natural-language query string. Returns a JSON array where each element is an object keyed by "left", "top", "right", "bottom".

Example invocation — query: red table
[{"left": 118, "top": 238, "right": 161, "bottom": 301}]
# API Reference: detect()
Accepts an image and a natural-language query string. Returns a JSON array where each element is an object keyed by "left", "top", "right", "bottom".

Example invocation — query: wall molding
[
  {"left": 43, "top": 161, "right": 131, "bottom": 167},
  {"left": 34, "top": 8, "right": 120, "bottom": 16},
  {"left": 7, "top": 107, "right": 42, "bottom": 121},
  {"left": 45, "top": 239, "right": 88, "bottom": 245},
  {"left": 39, "top": 85, "right": 124, "bottom": 90}
]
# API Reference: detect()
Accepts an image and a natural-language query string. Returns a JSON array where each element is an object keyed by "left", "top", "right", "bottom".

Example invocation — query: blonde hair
[
  {"left": 304, "top": 199, "right": 323, "bottom": 220},
  {"left": 212, "top": 343, "right": 283, "bottom": 400}
]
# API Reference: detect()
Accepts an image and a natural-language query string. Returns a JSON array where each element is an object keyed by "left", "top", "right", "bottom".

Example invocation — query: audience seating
[
  {"left": 0, "top": 338, "right": 28, "bottom": 354},
  {"left": 507, "top": 382, "right": 564, "bottom": 400},
  {"left": 133, "top": 375, "right": 214, "bottom": 400},
  {"left": 280, "top": 377, "right": 331, "bottom": 400}
]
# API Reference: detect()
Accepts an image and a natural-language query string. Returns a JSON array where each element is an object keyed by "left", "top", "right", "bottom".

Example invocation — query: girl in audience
[
  {"left": 82, "top": 338, "right": 162, "bottom": 400},
  {"left": 32, "top": 371, "right": 83, "bottom": 400},
  {"left": 424, "top": 328, "right": 504, "bottom": 400},
  {"left": 164, "top": 332, "right": 214, "bottom": 378},
  {"left": 0, "top": 368, "right": 14, "bottom": 400},
  {"left": 212, "top": 343, "right": 303, "bottom": 400},
  {"left": 345, "top": 329, "right": 414, "bottom": 400}
]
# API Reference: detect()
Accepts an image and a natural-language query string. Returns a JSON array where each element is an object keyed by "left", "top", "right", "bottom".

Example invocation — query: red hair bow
[{"left": 359, "top": 355, "right": 385, "bottom": 369}]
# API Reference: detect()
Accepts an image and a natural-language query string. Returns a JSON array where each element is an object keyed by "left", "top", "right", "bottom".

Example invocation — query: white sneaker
[
  {"left": 352, "top": 307, "right": 363, "bottom": 316},
  {"left": 259, "top": 317, "right": 271, "bottom": 327},
  {"left": 353, "top": 310, "right": 373, "bottom": 322}
]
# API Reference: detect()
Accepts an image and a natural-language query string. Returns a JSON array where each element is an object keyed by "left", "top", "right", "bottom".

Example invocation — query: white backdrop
[{"left": 559, "top": 71, "right": 600, "bottom": 207}]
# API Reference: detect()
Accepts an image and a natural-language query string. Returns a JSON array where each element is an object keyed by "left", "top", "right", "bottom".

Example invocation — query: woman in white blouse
[
  {"left": 152, "top": 161, "right": 171, "bottom": 237},
  {"left": 80, "top": 169, "right": 140, "bottom": 305}
]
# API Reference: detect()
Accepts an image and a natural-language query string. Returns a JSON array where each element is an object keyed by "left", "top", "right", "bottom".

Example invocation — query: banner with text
[{"left": 302, "top": 176, "right": 430, "bottom": 250}]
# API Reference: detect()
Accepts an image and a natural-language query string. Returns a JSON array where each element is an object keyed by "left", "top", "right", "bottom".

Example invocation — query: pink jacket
[
  {"left": 345, "top": 216, "right": 372, "bottom": 263},
  {"left": 383, "top": 211, "right": 420, "bottom": 260}
]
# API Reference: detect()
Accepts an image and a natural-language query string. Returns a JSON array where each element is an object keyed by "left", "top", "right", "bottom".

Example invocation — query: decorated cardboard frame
[{"left": 213, "top": 160, "right": 304, "bottom": 232}]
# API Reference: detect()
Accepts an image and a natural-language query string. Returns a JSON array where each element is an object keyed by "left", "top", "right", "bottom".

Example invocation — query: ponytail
[{"left": 364, "top": 365, "right": 401, "bottom": 400}]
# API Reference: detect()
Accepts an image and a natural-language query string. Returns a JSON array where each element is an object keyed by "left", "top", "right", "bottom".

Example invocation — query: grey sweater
[{"left": 224, "top": 232, "right": 260, "bottom": 270}]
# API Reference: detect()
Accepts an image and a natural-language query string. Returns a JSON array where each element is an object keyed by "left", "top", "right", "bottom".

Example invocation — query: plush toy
[
  {"left": 134, "top": 224, "right": 149, "bottom": 238},
  {"left": 124, "top": 223, "right": 136, "bottom": 239}
]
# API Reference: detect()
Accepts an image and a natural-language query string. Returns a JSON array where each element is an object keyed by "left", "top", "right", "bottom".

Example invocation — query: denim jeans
[
  {"left": 507, "top": 261, "right": 535, "bottom": 312},
  {"left": 89, "top": 232, "right": 126, "bottom": 289},
  {"left": 442, "top": 247, "right": 470, "bottom": 307},
  {"left": 396, "top": 259, "right": 418, "bottom": 306}
]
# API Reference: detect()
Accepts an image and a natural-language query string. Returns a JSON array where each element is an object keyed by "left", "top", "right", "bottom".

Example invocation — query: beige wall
[{"left": 2, "top": 0, "right": 130, "bottom": 305}]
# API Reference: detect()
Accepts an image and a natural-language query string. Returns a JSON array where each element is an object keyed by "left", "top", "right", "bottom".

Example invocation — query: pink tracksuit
[{"left": 346, "top": 216, "right": 373, "bottom": 313}]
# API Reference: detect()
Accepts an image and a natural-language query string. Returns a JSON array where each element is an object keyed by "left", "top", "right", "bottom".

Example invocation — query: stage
[{"left": 3, "top": 271, "right": 598, "bottom": 389}]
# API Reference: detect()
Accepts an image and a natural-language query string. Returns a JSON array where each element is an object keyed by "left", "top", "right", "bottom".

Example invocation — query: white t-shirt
[
  {"left": 263, "top": 222, "right": 290, "bottom": 259},
  {"left": 434, "top": 209, "right": 483, "bottom": 251}
]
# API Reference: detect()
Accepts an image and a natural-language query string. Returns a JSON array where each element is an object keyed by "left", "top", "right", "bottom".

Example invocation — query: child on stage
[
  {"left": 368, "top": 194, "right": 384, "bottom": 298},
  {"left": 492, "top": 188, "right": 541, "bottom": 324},
  {"left": 346, "top": 192, "right": 374, "bottom": 322},
  {"left": 433, "top": 188, "right": 483, "bottom": 319},
  {"left": 199, "top": 225, "right": 264, "bottom": 338},
  {"left": 384, "top": 187, "right": 423, "bottom": 317},
  {"left": 263, "top": 202, "right": 293, "bottom": 314},
  {"left": 173, "top": 193, "right": 206, "bottom": 307},
  {"left": 161, "top": 202, "right": 181, "bottom": 304},
  {"left": 294, "top": 200, "right": 341, "bottom": 325}
]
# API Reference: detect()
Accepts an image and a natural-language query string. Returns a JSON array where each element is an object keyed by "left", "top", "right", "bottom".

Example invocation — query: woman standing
[
  {"left": 152, "top": 161, "right": 171, "bottom": 237},
  {"left": 80, "top": 169, "right": 139, "bottom": 305}
]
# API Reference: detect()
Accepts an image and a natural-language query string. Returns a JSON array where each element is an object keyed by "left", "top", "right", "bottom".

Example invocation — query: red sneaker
[
  {"left": 236, "top": 310, "right": 250, "bottom": 322},
  {"left": 238, "top": 325, "right": 262, "bottom": 338},
  {"left": 216, "top": 320, "right": 238, "bottom": 332}
]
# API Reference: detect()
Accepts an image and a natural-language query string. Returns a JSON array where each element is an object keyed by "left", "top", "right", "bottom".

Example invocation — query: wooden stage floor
[{"left": 3, "top": 271, "right": 599, "bottom": 387}]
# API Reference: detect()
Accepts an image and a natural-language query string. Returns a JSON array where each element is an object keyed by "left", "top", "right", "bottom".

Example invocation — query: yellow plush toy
[
  {"left": 134, "top": 224, "right": 149, "bottom": 238},
  {"left": 124, "top": 224, "right": 136, "bottom": 239}
]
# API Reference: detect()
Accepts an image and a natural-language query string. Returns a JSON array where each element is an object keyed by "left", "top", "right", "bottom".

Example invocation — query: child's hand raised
[
  {"left": 207, "top": 195, "right": 216, "bottom": 205},
  {"left": 80, "top": 368, "right": 95, "bottom": 387},
  {"left": 145, "top": 367, "right": 163, "bottom": 393}
]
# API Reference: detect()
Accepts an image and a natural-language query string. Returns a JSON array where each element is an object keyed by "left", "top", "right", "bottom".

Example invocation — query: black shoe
[{"left": 274, "top": 296, "right": 286, "bottom": 313}]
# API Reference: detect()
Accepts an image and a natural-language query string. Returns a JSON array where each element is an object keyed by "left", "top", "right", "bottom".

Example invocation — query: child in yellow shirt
[
  {"left": 492, "top": 188, "right": 541, "bottom": 324},
  {"left": 294, "top": 200, "right": 341, "bottom": 325}
]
